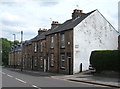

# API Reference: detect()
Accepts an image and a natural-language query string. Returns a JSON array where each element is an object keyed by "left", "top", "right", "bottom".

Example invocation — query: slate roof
[
  {"left": 11, "top": 43, "right": 22, "bottom": 52},
  {"left": 22, "top": 40, "right": 32, "bottom": 45},
  {"left": 30, "top": 31, "right": 47, "bottom": 42},
  {"left": 30, "top": 10, "right": 96, "bottom": 41},
  {"left": 46, "top": 10, "right": 96, "bottom": 35},
  {"left": 36, "top": 32, "right": 47, "bottom": 41}
]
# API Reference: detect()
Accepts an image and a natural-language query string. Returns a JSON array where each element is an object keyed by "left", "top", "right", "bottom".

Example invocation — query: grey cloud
[
  {"left": 1, "top": 19, "right": 25, "bottom": 27},
  {"left": 41, "top": 2, "right": 58, "bottom": 6},
  {"left": 39, "top": 0, "right": 59, "bottom": 6}
]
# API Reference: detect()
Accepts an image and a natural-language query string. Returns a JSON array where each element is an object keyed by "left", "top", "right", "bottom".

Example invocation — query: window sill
[
  {"left": 60, "top": 47, "right": 65, "bottom": 49},
  {"left": 50, "top": 65, "right": 54, "bottom": 67},
  {"left": 60, "top": 67, "right": 65, "bottom": 69}
]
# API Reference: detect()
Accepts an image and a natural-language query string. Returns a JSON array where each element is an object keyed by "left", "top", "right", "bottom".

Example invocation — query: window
[
  {"left": 34, "top": 58, "right": 37, "bottom": 66},
  {"left": 51, "top": 36, "right": 54, "bottom": 48},
  {"left": 50, "top": 54, "right": 54, "bottom": 67},
  {"left": 34, "top": 43, "right": 37, "bottom": 52},
  {"left": 60, "top": 54, "right": 65, "bottom": 69},
  {"left": 60, "top": 34, "right": 65, "bottom": 48},
  {"left": 31, "top": 59, "right": 32, "bottom": 69},
  {"left": 40, "top": 57, "right": 43, "bottom": 68},
  {"left": 40, "top": 42, "right": 43, "bottom": 52},
  {"left": 40, "top": 57, "right": 43, "bottom": 61}
]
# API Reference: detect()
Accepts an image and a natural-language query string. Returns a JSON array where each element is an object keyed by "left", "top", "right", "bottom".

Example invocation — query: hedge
[{"left": 90, "top": 50, "right": 120, "bottom": 72}]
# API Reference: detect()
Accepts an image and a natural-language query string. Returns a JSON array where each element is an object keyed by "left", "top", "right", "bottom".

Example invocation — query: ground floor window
[
  {"left": 34, "top": 58, "right": 37, "bottom": 66},
  {"left": 60, "top": 54, "right": 65, "bottom": 69},
  {"left": 31, "top": 59, "right": 33, "bottom": 69},
  {"left": 50, "top": 54, "right": 54, "bottom": 67},
  {"left": 40, "top": 57, "right": 43, "bottom": 68}
]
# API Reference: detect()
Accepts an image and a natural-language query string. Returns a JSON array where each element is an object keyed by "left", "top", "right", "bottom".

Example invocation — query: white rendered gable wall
[{"left": 73, "top": 10, "right": 118, "bottom": 74}]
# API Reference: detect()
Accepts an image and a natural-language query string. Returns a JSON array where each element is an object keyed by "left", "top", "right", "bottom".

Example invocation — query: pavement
[
  {"left": 2, "top": 67, "right": 120, "bottom": 88},
  {"left": 50, "top": 71, "right": 120, "bottom": 88}
]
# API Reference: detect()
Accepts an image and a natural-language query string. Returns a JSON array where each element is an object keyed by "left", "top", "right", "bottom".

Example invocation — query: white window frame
[
  {"left": 34, "top": 58, "right": 37, "bottom": 66},
  {"left": 40, "top": 57, "right": 43, "bottom": 61},
  {"left": 40, "top": 42, "right": 43, "bottom": 52},
  {"left": 60, "top": 34, "right": 65, "bottom": 48},
  {"left": 51, "top": 36, "right": 54, "bottom": 48},
  {"left": 60, "top": 54, "right": 65, "bottom": 69},
  {"left": 50, "top": 54, "right": 54, "bottom": 67},
  {"left": 34, "top": 42, "right": 37, "bottom": 52}
]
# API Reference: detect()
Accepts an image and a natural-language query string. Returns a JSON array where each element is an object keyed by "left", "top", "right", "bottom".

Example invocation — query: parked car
[{"left": 89, "top": 64, "right": 96, "bottom": 74}]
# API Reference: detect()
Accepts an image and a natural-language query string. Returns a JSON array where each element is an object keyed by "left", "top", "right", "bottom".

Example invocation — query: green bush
[{"left": 90, "top": 50, "right": 120, "bottom": 72}]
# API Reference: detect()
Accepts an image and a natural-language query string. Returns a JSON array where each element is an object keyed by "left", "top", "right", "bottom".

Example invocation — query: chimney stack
[
  {"left": 72, "top": 9, "right": 84, "bottom": 19},
  {"left": 38, "top": 28, "right": 47, "bottom": 35},
  {"left": 51, "top": 21, "right": 61, "bottom": 29}
]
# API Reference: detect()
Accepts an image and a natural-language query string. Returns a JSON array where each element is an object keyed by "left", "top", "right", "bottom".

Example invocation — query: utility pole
[
  {"left": 13, "top": 34, "right": 16, "bottom": 68},
  {"left": 21, "top": 31, "right": 23, "bottom": 71}
]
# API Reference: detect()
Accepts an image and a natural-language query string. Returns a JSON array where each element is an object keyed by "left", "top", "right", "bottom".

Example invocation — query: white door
[{"left": 48, "top": 57, "right": 50, "bottom": 71}]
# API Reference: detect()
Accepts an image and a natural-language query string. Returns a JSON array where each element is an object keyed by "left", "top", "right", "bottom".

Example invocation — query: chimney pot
[
  {"left": 51, "top": 21, "right": 60, "bottom": 29},
  {"left": 72, "top": 9, "right": 84, "bottom": 19},
  {"left": 38, "top": 28, "right": 47, "bottom": 35}
]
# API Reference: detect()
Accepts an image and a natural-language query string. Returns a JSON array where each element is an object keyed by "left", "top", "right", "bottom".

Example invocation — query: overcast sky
[{"left": 0, "top": 0, "right": 119, "bottom": 41}]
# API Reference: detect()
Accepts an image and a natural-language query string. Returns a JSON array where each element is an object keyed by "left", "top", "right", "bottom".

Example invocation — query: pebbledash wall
[{"left": 73, "top": 10, "right": 118, "bottom": 74}]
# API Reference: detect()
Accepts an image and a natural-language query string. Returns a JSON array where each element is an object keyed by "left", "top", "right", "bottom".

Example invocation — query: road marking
[
  {"left": 32, "top": 85, "right": 38, "bottom": 88},
  {"left": 15, "top": 78, "right": 27, "bottom": 83},
  {"left": 7, "top": 74, "right": 13, "bottom": 78},
  {"left": 2, "top": 72, "right": 5, "bottom": 74}
]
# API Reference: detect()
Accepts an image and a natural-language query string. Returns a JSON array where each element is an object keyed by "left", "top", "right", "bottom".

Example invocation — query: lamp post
[
  {"left": 21, "top": 31, "right": 23, "bottom": 71},
  {"left": 13, "top": 34, "right": 16, "bottom": 68}
]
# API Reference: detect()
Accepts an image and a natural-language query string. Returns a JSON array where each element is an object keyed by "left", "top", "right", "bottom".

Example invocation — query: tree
[{"left": 0, "top": 38, "right": 19, "bottom": 66}]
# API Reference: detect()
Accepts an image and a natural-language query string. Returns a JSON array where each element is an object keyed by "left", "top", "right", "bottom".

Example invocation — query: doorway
[
  {"left": 47, "top": 57, "right": 50, "bottom": 71},
  {"left": 44, "top": 59, "right": 47, "bottom": 72},
  {"left": 80, "top": 63, "right": 82, "bottom": 72},
  {"left": 68, "top": 57, "right": 72, "bottom": 75},
  {"left": 31, "top": 58, "right": 33, "bottom": 70}
]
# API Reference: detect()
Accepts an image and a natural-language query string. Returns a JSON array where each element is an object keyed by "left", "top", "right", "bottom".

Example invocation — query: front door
[
  {"left": 31, "top": 57, "right": 33, "bottom": 70},
  {"left": 80, "top": 63, "right": 82, "bottom": 72},
  {"left": 47, "top": 57, "right": 50, "bottom": 71},
  {"left": 68, "top": 57, "right": 72, "bottom": 75}
]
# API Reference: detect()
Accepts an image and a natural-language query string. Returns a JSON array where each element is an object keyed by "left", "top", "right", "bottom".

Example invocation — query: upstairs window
[
  {"left": 34, "top": 42, "right": 37, "bottom": 52},
  {"left": 40, "top": 42, "right": 43, "bottom": 52},
  {"left": 60, "top": 34, "right": 65, "bottom": 48},
  {"left": 51, "top": 36, "right": 54, "bottom": 48},
  {"left": 50, "top": 54, "right": 54, "bottom": 67}
]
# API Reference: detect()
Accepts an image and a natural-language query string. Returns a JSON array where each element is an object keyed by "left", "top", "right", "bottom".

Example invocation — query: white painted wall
[{"left": 73, "top": 10, "right": 118, "bottom": 74}]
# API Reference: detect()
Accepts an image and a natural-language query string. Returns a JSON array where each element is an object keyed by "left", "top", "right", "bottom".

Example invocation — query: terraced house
[
  {"left": 31, "top": 29, "right": 47, "bottom": 71},
  {"left": 9, "top": 9, "right": 119, "bottom": 75},
  {"left": 9, "top": 44, "right": 22, "bottom": 68}
]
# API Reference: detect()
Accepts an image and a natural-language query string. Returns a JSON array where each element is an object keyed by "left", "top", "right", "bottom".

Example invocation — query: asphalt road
[{"left": 1, "top": 68, "right": 109, "bottom": 89}]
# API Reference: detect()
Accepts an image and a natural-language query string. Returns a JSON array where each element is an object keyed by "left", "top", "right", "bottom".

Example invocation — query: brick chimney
[
  {"left": 51, "top": 21, "right": 61, "bottom": 29},
  {"left": 72, "top": 9, "right": 84, "bottom": 19},
  {"left": 38, "top": 28, "right": 47, "bottom": 35}
]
